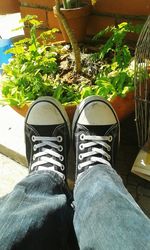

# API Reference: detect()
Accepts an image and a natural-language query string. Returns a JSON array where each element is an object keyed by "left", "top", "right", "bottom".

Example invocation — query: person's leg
[
  {"left": 0, "top": 171, "right": 74, "bottom": 250},
  {"left": 72, "top": 96, "right": 150, "bottom": 250},
  {"left": 0, "top": 97, "right": 75, "bottom": 250}
]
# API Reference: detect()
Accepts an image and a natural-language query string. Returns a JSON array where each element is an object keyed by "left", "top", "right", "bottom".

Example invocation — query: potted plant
[
  {"left": 90, "top": 22, "right": 143, "bottom": 120},
  {"left": 0, "top": 16, "right": 144, "bottom": 121},
  {"left": 53, "top": 0, "right": 93, "bottom": 43}
]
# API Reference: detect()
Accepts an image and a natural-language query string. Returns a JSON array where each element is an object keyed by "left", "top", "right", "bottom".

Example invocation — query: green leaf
[{"left": 53, "top": 85, "right": 63, "bottom": 100}]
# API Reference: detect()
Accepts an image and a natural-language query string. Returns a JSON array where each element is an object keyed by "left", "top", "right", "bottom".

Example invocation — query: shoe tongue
[
  {"left": 33, "top": 125, "right": 58, "bottom": 137},
  {"left": 84, "top": 124, "right": 113, "bottom": 136}
]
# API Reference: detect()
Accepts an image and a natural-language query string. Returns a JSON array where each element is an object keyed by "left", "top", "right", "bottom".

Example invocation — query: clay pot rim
[
  {"left": 11, "top": 90, "right": 135, "bottom": 122},
  {"left": 60, "top": 4, "right": 91, "bottom": 11},
  {"left": 53, "top": 4, "right": 91, "bottom": 18}
]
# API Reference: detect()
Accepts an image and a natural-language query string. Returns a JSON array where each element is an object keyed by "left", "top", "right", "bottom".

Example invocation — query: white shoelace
[
  {"left": 31, "top": 135, "right": 64, "bottom": 178},
  {"left": 78, "top": 133, "right": 112, "bottom": 170}
]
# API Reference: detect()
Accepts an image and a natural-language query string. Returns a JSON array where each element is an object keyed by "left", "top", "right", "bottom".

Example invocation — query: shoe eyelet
[
  {"left": 59, "top": 155, "right": 64, "bottom": 161},
  {"left": 107, "top": 155, "right": 111, "bottom": 161},
  {"left": 80, "top": 134, "right": 85, "bottom": 141},
  {"left": 78, "top": 164, "right": 82, "bottom": 170},
  {"left": 79, "top": 144, "right": 84, "bottom": 150},
  {"left": 107, "top": 146, "right": 111, "bottom": 151},
  {"left": 33, "top": 145, "right": 37, "bottom": 151},
  {"left": 61, "top": 164, "right": 65, "bottom": 171},
  {"left": 58, "top": 145, "right": 63, "bottom": 152},
  {"left": 57, "top": 136, "right": 63, "bottom": 142},
  {"left": 108, "top": 136, "right": 113, "bottom": 142},
  {"left": 33, "top": 154, "right": 36, "bottom": 160},
  {"left": 32, "top": 135, "right": 36, "bottom": 142},
  {"left": 79, "top": 154, "right": 83, "bottom": 160}
]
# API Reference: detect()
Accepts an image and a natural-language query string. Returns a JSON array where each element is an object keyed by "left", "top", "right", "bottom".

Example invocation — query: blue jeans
[{"left": 0, "top": 165, "right": 150, "bottom": 250}]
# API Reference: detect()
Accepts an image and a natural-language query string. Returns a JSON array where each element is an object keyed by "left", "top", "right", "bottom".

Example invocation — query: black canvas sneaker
[
  {"left": 25, "top": 96, "right": 70, "bottom": 180},
  {"left": 72, "top": 96, "right": 120, "bottom": 179}
]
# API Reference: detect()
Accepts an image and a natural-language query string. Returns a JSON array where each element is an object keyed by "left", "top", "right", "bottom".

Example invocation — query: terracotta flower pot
[
  {"left": 11, "top": 92, "right": 135, "bottom": 122},
  {"left": 53, "top": 4, "right": 91, "bottom": 42},
  {"left": 110, "top": 92, "right": 135, "bottom": 122}
]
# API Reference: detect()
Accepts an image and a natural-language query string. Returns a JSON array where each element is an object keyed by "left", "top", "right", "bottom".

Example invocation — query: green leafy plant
[
  {"left": 0, "top": 18, "right": 145, "bottom": 108},
  {"left": 90, "top": 22, "right": 143, "bottom": 100},
  {"left": 93, "top": 62, "right": 135, "bottom": 100},
  {"left": 1, "top": 15, "right": 61, "bottom": 107},
  {"left": 93, "top": 22, "right": 142, "bottom": 68}
]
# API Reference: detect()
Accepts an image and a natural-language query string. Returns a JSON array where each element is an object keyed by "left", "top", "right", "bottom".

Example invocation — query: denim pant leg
[
  {"left": 0, "top": 170, "right": 75, "bottom": 250},
  {"left": 73, "top": 165, "right": 150, "bottom": 250}
]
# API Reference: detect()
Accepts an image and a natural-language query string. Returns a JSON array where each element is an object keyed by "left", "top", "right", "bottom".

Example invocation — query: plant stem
[{"left": 54, "top": 0, "right": 81, "bottom": 73}]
